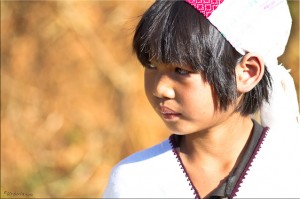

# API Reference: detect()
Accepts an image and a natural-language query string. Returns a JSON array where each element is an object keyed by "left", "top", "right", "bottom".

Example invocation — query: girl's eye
[
  {"left": 175, "top": 67, "right": 190, "bottom": 75},
  {"left": 145, "top": 64, "right": 157, "bottom": 70}
]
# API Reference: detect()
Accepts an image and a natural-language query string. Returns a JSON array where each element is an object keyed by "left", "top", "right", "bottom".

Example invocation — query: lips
[{"left": 159, "top": 106, "right": 181, "bottom": 120}]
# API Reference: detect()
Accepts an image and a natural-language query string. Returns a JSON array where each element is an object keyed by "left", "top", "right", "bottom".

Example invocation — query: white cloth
[
  {"left": 103, "top": 128, "right": 300, "bottom": 198},
  {"left": 213, "top": 0, "right": 300, "bottom": 130},
  {"left": 207, "top": 0, "right": 291, "bottom": 61},
  {"left": 261, "top": 63, "right": 300, "bottom": 129}
]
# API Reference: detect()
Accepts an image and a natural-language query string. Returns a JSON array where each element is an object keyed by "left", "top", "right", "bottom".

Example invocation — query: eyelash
[
  {"left": 175, "top": 67, "right": 190, "bottom": 75},
  {"left": 144, "top": 64, "right": 191, "bottom": 75}
]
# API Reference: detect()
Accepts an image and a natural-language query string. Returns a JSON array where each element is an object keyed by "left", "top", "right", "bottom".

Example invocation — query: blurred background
[{"left": 1, "top": 1, "right": 298, "bottom": 198}]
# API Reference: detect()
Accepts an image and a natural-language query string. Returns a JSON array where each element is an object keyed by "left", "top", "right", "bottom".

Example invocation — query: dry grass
[{"left": 1, "top": 1, "right": 298, "bottom": 198}]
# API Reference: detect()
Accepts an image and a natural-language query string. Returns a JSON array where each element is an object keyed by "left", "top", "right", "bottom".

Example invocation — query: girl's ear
[{"left": 236, "top": 53, "right": 265, "bottom": 93}]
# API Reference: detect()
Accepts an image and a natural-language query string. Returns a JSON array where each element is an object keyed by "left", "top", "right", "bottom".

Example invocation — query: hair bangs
[{"left": 133, "top": 1, "right": 209, "bottom": 71}]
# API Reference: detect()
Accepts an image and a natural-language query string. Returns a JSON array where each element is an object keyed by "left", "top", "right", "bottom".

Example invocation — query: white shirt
[{"left": 103, "top": 127, "right": 300, "bottom": 198}]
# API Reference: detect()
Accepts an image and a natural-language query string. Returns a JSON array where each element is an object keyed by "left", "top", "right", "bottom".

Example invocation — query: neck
[{"left": 180, "top": 115, "right": 253, "bottom": 169}]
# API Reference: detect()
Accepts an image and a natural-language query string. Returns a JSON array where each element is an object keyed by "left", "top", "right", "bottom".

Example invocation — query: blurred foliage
[{"left": 1, "top": 0, "right": 298, "bottom": 198}]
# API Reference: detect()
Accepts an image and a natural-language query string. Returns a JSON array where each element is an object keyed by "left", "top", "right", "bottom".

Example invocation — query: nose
[{"left": 152, "top": 74, "right": 175, "bottom": 99}]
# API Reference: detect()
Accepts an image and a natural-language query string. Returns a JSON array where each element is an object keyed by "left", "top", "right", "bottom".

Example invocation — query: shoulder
[
  {"left": 259, "top": 126, "right": 300, "bottom": 166},
  {"left": 262, "top": 126, "right": 300, "bottom": 156},
  {"left": 111, "top": 138, "right": 174, "bottom": 179},
  {"left": 103, "top": 137, "right": 196, "bottom": 198},
  {"left": 235, "top": 127, "right": 300, "bottom": 198},
  {"left": 102, "top": 138, "right": 175, "bottom": 197},
  {"left": 117, "top": 138, "right": 173, "bottom": 165}
]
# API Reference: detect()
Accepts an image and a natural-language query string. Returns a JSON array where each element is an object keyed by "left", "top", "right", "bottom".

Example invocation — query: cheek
[
  {"left": 144, "top": 72, "right": 154, "bottom": 103},
  {"left": 181, "top": 83, "right": 216, "bottom": 114}
]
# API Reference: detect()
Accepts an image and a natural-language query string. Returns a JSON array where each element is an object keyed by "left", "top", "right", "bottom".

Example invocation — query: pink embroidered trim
[
  {"left": 185, "top": 0, "right": 224, "bottom": 18},
  {"left": 230, "top": 127, "right": 270, "bottom": 198},
  {"left": 169, "top": 135, "right": 200, "bottom": 199}
]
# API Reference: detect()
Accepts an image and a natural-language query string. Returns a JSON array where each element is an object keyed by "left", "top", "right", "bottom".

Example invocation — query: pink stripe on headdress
[{"left": 185, "top": 0, "right": 224, "bottom": 18}]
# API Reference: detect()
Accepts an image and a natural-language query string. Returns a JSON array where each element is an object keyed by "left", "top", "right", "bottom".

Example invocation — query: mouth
[{"left": 159, "top": 106, "right": 181, "bottom": 120}]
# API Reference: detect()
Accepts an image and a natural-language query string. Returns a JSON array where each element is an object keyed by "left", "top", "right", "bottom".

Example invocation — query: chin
[{"left": 165, "top": 124, "right": 193, "bottom": 135}]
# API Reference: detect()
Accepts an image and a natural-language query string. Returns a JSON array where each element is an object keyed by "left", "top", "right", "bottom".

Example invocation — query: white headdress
[{"left": 186, "top": 0, "right": 299, "bottom": 131}]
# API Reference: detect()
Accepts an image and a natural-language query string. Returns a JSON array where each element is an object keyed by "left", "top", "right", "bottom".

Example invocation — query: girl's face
[{"left": 144, "top": 62, "right": 235, "bottom": 135}]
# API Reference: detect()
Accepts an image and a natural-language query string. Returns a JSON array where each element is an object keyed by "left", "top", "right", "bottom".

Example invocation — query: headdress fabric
[{"left": 186, "top": 0, "right": 299, "bottom": 130}]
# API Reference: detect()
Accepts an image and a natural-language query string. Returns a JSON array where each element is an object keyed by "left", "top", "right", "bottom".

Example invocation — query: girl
[{"left": 103, "top": 0, "right": 300, "bottom": 198}]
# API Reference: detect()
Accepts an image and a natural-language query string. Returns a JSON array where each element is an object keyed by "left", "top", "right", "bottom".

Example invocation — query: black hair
[{"left": 133, "top": 0, "right": 272, "bottom": 115}]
